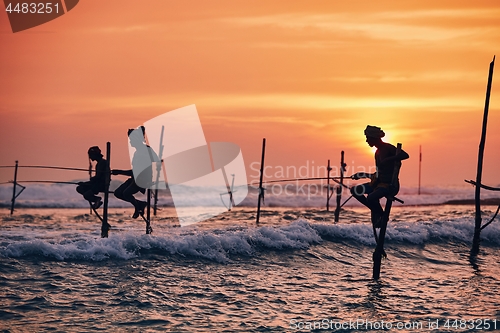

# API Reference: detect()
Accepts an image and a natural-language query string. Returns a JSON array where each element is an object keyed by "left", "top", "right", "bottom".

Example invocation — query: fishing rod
[
  {"left": 260, "top": 173, "right": 377, "bottom": 185},
  {"left": 247, "top": 174, "right": 404, "bottom": 204},
  {"left": 465, "top": 179, "right": 500, "bottom": 191},
  {"left": 0, "top": 165, "right": 93, "bottom": 172},
  {"left": 242, "top": 174, "right": 356, "bottom": 189},
  {"left": 332, "top": 174, "right": 404, "bottom": 204},
  {"left": 1, "top": 180, "right": 80, "bottom": 185},
  {"left": 262, "top": 176, "right": 354, "bottom": 185}
]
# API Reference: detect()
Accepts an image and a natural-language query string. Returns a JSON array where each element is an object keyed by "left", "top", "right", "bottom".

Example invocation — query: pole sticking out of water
[
  {"left": 373, "top": 143, "right": 402, "bottom": 280},
  {"left": 256, "top": 138, "right": 266, "bottom": 225},
  {"left": 10, "top": 160, "right": 18, "bottom": 215},
  {"left": 326, "top": 160, "right": 331, "bottom": 211},
  {"left": 334, "top": 151, "right": 346, "bottom": 222},
  {"left": 146, "top": 189, "right": 152, "bottom": 234},
  {"left": 472, "top": 55, "right": 495, "bottom": 254},
  {"left": 101, "top": 142, "right": 111, "bottom": 238},
  {"left": 418, "top": 145, "right": 422, "bottom": 195},
  {"left": 89, "top": 157, "right": 93, "bottom": 215},
  {"left": 154, "top": 125, "right": 165, "bottom": 216}
]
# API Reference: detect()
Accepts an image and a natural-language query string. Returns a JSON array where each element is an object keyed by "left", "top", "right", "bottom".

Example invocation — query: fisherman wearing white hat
[
  {"left": 112, "top": 126, "right": 159, "bottom": 219},
  {"left": 351, "top": 125, "right": 409, "bottom": 228}
]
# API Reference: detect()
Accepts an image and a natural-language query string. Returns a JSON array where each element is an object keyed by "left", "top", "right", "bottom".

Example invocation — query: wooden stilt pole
[
  {"left": 89, "top": 158, "right": 93, "bottom": 215},
  {"left": 373, "top": 143, "right": 402, "bottom": 280},
  {"left": 10, "top": 160, "right": 18, "bottom": 215},
  {"left": 418, "top": 145, "right": 422, "bottom": 195},
  {"left": 334, "top": 151, "right": 345, "bottom": 222},
  {"left": 101, "top": 142, "right": 111, "bottom": 238},
  {"left": 153, "top": 191, "right": 158, "bottom": 216},
  {"left": 256, "top": 138, "right": 266, "bottom": 225},
  {"left": 153, "top": 125, "right": 165, "bottom": 216},
  {"left": 472, "top": 56, "right": 495, "bottom": 254},
  {"left": 326, "top": 160, "right": 331, "bottom": 211}
]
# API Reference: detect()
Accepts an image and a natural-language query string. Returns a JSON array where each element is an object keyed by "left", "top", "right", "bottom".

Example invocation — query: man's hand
[{"left": 351, "top": 172, "right": 371, "bottom": 180}]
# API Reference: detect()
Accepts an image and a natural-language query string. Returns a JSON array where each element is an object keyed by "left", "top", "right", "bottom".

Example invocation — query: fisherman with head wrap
[
  {"left": 350, "top": 125, "right": 409, "bottom": 228},
  {"left": 76, "top": 146, "right": 110, "bottom": 209}
]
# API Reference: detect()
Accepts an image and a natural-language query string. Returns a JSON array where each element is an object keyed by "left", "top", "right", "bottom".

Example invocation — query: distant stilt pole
[
  {"left": 326, "top": 160, "right": 331, "bottom": 211},
  {"left": 101, "top": 142, "right": 111, "bottom": 238},
  {"left": 256, "top": 138, "right": 266, "bottom": 225},
  {"left": 334, "top": 151, "right": 345, "bottom": 222},
  {"left": 472, "top": 56, "right": 495, "bottom": 254},
  {"left": 10, "top": 160, "right": 18, "bottom": 215},
  {"left": 418, "top": 145, "right": 422, "bottom": 195},
  {"left": 89, "top": 158, "right": 93, "bottom": 215}
]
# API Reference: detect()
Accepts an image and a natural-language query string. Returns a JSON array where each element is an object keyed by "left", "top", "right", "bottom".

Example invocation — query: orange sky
[{"left": 1, "top": 0, "right": 499, "bottom": 187}]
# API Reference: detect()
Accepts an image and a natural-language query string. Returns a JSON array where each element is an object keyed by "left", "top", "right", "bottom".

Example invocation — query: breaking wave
[{"left": 2, "top": 217, "right": 499, "bottom": 263}]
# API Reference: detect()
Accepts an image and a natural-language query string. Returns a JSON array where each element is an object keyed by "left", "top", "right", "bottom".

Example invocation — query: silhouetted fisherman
[
  {"left": 112, "top": 126, "right": 159, "bottom": 218},
  {"left": 76, "top": 146, "right": 109, "bottom": 209},
  {"left": 351, "top": 125, "right": 409, "bottom": 228}
]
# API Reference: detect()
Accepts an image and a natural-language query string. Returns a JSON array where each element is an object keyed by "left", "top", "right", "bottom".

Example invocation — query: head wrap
[
  {"left": 364, "top": 125, "right": 385, "bottom": 138},
  {"left": 87, "top": 146, "right": 101, "bottom": 156}
]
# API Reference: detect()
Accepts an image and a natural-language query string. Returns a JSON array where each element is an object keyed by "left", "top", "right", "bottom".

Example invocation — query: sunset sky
[{"left": 1, "top": 0, "right": 499, "bottom": 188}]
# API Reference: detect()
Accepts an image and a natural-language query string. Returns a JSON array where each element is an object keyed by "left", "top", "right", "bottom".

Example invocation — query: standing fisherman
[
  {"left": 351, "top": 125, "right": 409, "bottom": 227},
  {"left": 76, "top": 146, "right": 109, "bottom": 209}
]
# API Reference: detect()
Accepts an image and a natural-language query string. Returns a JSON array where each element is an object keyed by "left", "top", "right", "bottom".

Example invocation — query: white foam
[
  {"left": 0, "top": 221, "right": 322, "bottom": 262},
  {"left": 311, "top": 217, "right": 500, "bottom": 246},
  {"left": 2, "top": 237, "right": 138, "bottom": 261},
  {"left": 2, "top": 216, "right": 498, "bottom": 263}
]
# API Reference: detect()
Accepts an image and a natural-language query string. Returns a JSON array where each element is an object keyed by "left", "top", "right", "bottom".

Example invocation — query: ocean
[{"left": 1, "top": 185, "right": 500, "bottom": 332}]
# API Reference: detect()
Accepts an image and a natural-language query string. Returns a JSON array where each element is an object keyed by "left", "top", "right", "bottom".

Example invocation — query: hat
[
  {"left": 88, "top": 146, "right": 101, "bottom": 156},
  {"left": 364, "top": 125, "right": 385, "bottom": 138},
  {"left": 128, "top": 126, "right": 145, "bottom": 137}
]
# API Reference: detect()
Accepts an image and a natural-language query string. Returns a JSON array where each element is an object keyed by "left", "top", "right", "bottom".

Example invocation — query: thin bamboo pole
[
  {"left": 256, "top": 138, "right": 266, "bottom": 225},
  {"left": 334, "top": 151, "right": 345, "bottom": 222},
  {"left": 146, "top": 189, "right": 152, "bottom": 234},
  {"left": 153, "top": 125, "right": 165, "bottom": 216},
  {"left": 472, "top": 55, "right": 495, "bottom": 254},
  {"left": 326, "top": 159, "right": 331, "bottom": 211},
  {"left": 373, "top": 143, "right": 402, "bottom": 280},
  {"left": 101, "top": 142, "right": 111, "bottom": 238},
  {"left": 10, "top": 161, "right": 18, "bottom": 215},
  {"left": 418, "top": 145, "right": 422, "bottom": 195}
]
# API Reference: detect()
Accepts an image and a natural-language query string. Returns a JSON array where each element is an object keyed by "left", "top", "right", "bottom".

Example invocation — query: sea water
[{"left": 1, "top": 204, "right": 499, "bottom": 332}]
